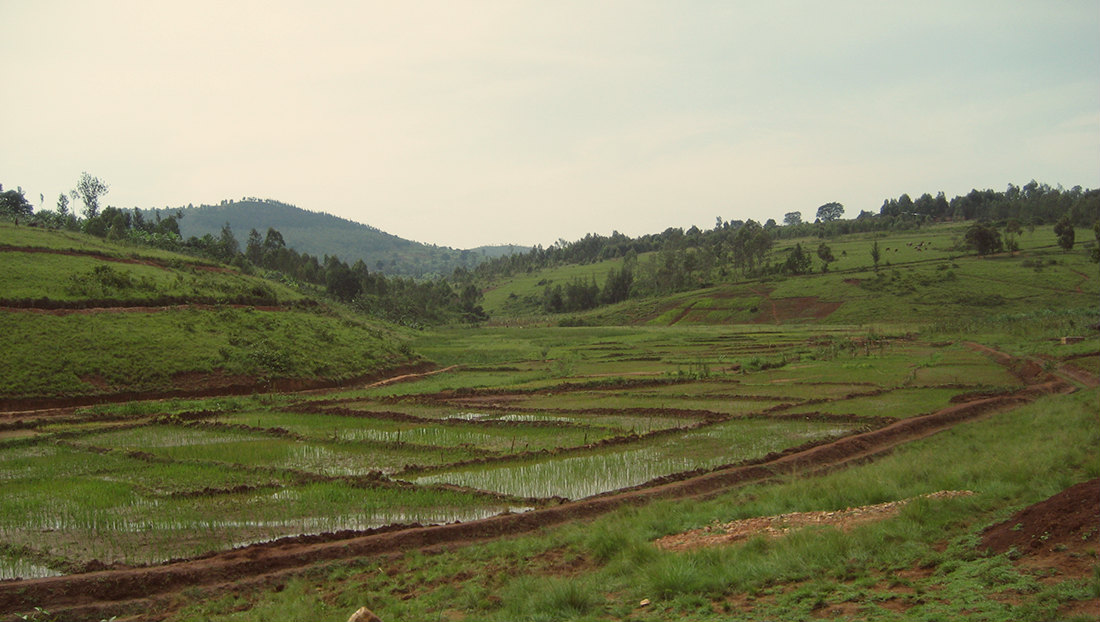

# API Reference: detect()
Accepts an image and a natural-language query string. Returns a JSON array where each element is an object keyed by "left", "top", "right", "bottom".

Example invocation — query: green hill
[
  {"left": 0, "top": 222, "right": 418, "bottom": 403},
  {"left": 479, "top": 222, "right": 1099, "bottom": 332},
  {"left": 163, "top": 200, "right": 525, "bottom": 277}
]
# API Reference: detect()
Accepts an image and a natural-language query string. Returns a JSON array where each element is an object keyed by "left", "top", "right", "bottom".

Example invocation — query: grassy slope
[
  {"left": 480, "top": 223, "right": 1098, "bottom": 328},
  {"left": 168, "top": 374, "right": 1099, "bottom": 622},
  {"left": 0, "top": 223, "right": 416, "bottom": 399},
  {"left": 3, "top": 221, "right": 1097, "bottom": 620}
]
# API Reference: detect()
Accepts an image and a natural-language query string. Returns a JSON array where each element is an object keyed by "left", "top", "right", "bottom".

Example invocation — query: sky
[{"left": 2, "top": 1, "right": 1097, "bottom": 249}]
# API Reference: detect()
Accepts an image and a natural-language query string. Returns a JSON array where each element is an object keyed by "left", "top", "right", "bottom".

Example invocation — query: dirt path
[
  {"left": 363, "top": 365, "right": 458, "bottom": 388},
  {"left": 0, "top": 374, "right": 1072, "bottom": 621},
  {"left": 1069, "top": 268, "right": 1091, "bottom": 294}
]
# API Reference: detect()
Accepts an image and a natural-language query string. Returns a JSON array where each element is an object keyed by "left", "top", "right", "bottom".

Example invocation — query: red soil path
[{"left": 0, "top": 373, "right": 1075, "bottom": 621}]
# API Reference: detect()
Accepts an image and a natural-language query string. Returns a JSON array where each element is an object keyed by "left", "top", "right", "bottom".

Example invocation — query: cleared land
[
  {"left": 1, "top": 221, "right": 1097, "bottom": 621},
  {"left": 1, "top": 326, "right": 1095, "bottom": 620}
]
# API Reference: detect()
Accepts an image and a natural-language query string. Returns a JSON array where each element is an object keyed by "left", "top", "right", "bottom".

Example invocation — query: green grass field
[{"left": 1, "top": 220, "right": 1097, "bottom": 620}]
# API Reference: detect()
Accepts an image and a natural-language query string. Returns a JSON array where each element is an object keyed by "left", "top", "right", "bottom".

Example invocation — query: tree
[
  {"left": 0, "top": 188, "right": 33, "bottom": 219},
  {"left": 783, "top": 211, "right": 802, "bottom": 227},
  {"left": 963, "top": 221, "right": 1004, "bottom": 256},
  {"left": 601, "top": 266, "right": 633, "bottom": 304},
  {"left": 729, "top": 220, "right": 772, "bottom": 275},
  {"left": 783, "top": 243, "right": 812, "bottom": 275},
  {"left": 816, "top": 202, "right": 844, "bottom": 222},
  {"left": 1092, "top": 221, "right": 1100, "bottom": 263},
  {"left": 217, "top": 222, "right": 239, "bottom": 260},
  {"left": 325, "top": 260, "right": 361, "bottom": 302},
  {"left": 263, "top": 228, "right": 286, "bottom": 252},
  {"left": 816, "top": 242, "right": 835, "bottom": 272},
  {"left": 870, "top": 239, "right": 881, "bottom": 271},
  {"left": 75, "top": 172, "right": 109, "bottom": 219},
  {"left": 246, "top": 228, "right": 264, "bottom": 264},
  {"left": 56, "top": 194, "right": 70, "bottom": 216},
  {"left": 1054, "top": 217, "right": 1075, "bottom": 252},
  {"left": 1003, "top": 219, "right": 1022, "bottom": 252}
]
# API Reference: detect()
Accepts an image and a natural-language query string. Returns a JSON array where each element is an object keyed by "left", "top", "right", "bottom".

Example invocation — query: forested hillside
[
  {"left": 2, "top": 178, "right": 1096, "bottom": 330},
  {"left": 471, "top": 182, "right": 1099, "bottom": 318},
  {"left": 165, "top": 199, "right": 524, "bottom": 278}
]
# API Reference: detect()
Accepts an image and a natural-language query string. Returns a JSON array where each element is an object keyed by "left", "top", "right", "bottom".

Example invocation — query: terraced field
[{"left": 0, "top": 327, "right": 1032, "bottom": 578}]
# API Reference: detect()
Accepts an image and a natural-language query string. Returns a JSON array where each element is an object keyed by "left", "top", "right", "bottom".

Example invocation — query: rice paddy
[{"left": 0, "top": 327, "right": 1022, "bottom": 575}]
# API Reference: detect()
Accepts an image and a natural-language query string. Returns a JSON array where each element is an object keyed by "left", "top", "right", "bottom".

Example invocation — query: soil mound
[{"left": 981, "top": 478, "right": 1099, "bottom": 554}]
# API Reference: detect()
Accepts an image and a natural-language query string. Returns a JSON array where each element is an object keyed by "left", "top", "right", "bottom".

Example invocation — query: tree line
[{"left": 3, "top": 174, "right": 1097, "bottom": 322}]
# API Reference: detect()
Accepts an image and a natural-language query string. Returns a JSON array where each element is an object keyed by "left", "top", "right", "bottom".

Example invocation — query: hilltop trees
[
  {"left": 729, "top": 220, "right": 772, "bottom": 275},
  {"left": 816, "top": 202, "right": 844, "bottom": 222},
  {"left": 0, "top": 186, "right": 33, "bottom": 220},
  {"left": 75, "top": 172, "right": 110, "bottom": 219}
]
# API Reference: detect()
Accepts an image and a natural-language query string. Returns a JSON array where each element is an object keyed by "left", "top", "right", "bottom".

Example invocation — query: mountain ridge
[{"left": 157, "top": 199, "right": 526, "bottom": 277}]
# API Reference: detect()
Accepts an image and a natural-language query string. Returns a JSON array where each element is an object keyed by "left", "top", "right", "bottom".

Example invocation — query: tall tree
[
  {"left": 1092, "top": 221, "right": 1100, "bottom": 263},
  {"left": 783, "top": 243, "right": 812, "bottom": 275},
  {"left": 816, "top": 202, "right": 844, "bottom": 222},
  {"left": 1053, "top": 217, "right": 1075, "bottom": 252},
  {"left": 964, "top": 221, "right": 1004, "bottom": 256},
  {"left": 75, "top": 172, "right": 110, "bottom": 219},
  {"left": 0, "top": 188, "right": 33, "bottom": 219},
  {"left": 245, "top": 228, "right": 264, "bottom": 264},
  {"left": 816, "top": 242, "right": 835, "bottom": 272},
  {"left": 870, "top": 239, "right": 881, "bottom": 271},
  {"left": 783, "top": 211, "right": 802, "bottom": 226},
  {"left": 730, "top": 220, "right": 772, "bottom": 275},
  {"left": 217, "top": 222, "right": 239, "bottom": 260}
]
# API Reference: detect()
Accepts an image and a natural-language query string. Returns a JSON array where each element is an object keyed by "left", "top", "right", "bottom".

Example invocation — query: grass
[
  {"left": 0, "top": 440, "right": 517, "bottom": 567},
  {"left": 214, "top": 410, "right": 620, "bottom": 453},
  {"left": 781, "top": 387, "right": 974, "bottom": 418},
  {"left": 533, "top": 224, "right": 1099, "bottom": 329},
  {"left": 0, "top": 251, "right": 303, "bottom": 305},
  {"left": 72, "top": 424, "right": 484, "bottom": 475},
  {"left": 4, "top": 220, "right": 1098, "bottom": 619},
  {"left": 0, "top": 307, "right": 413, "bottom": 397},
  {"left": 170, "top": 389, "right": 1098, "bottom": 621},
  {"left": 413, "top": 418, "right": 859, "bottom": 499}
]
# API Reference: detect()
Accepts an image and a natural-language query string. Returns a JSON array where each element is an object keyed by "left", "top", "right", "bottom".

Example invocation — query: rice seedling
[
  {"left": 781, "top": 387, "right": 968, "bottom": 418},
  {"left": 414, "top": 419, "right": 858, "bottom": 499}
]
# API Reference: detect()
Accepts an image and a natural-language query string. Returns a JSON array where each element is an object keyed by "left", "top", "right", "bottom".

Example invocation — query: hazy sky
[{"left": 2, "top": 2, "right": 1097, "bottom": 249}]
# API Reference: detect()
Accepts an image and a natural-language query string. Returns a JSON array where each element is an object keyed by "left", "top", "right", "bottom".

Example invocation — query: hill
[
  {"left": 162, "top": 199, "right": 525, "bottom": 278},
  {"left": 0, "top": 214, "right": 1097, "bottom": 621},
  {"left": 0, "top": 222, "right": 420, "bottom": 405},
  {"left": 477, "top": 221, "right": 1098, "bottom": 330}
]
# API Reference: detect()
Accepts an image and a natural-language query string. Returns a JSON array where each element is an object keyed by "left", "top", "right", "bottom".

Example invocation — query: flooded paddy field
[{"left": 0, "top": 327, "right": 1012, "bottom": 575}]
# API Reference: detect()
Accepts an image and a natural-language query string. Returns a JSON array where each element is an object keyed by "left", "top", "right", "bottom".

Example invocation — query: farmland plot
[{"left": 0, "top": 326, "right": 1025, "bottom": 576}]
